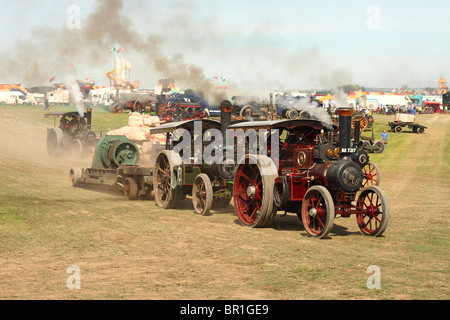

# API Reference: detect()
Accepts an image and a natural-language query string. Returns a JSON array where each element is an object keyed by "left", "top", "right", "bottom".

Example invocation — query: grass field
[{"left": 0, "top": 104, "right": 448, "bottom": 300}]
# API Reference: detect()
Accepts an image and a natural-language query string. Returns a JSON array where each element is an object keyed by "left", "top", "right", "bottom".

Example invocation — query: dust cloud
[{"left": 0, "top": 0, "right": 355, "bottom": 105}]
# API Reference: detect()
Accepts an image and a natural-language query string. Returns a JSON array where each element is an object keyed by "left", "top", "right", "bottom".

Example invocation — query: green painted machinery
[
  {"left": 90, "top": 135, "right": 139, "bottom": 169},
  {"left": 70, "top": 135, "right": 154, "bottom": 200}
]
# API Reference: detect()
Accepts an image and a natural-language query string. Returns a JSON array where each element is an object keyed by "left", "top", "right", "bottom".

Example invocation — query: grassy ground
[{"left": 0, "top": 105, "right": 448, "bottom": 300}]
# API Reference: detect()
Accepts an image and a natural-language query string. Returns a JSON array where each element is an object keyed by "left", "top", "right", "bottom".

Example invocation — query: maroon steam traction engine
[{"left": 229, "top": 108, "right": 389, "bottom": 238}]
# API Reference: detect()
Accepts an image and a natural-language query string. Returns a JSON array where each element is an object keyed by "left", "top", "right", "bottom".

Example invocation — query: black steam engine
[
  {"left": 45, "top": 108, "right": 97, "bottom": 158},
  {"left": 230, "top": 108, "right": 389, "bottom": 238}
]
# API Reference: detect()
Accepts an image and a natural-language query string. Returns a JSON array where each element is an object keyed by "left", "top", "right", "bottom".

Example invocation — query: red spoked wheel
[
  {"left": 361, "top": 161, "right": 381, "bottom": 188},
  {"left": 153, "top": 151, "right": 182, "bottom": 209},
  {"left": 356, "top": 186, "right": 389, "bottom": 236},
  {"left": 301, "top": 186, "right": 335, "bottom": 238},
  {"left": 233, "top": 155, "right": 277, "bottom": 228}
]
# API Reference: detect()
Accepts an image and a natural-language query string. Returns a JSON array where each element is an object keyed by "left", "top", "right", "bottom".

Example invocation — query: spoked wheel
[
  {"left": 154, "top": 151, "right": 182, "bottom": 209},
  {"left": 352, "top": 115, "right": 368, "bottom": 131},
  {"left": 124, "top": 177, "right": 138, "bottom": 200},
  {"left": 233, "top": 155, "right": 278, "bottom": 227},
  {"left": 361, "top": 161, "right": 381, "bottom": 188},
  {"left": 356, "top": 186, "right": 389, "bottom": 236},
  {"left": 301, "top": 186, "right": 335, "bottom": 238},
  {"left": 192, "top": 173, "right": 213, "bottom": 215}
]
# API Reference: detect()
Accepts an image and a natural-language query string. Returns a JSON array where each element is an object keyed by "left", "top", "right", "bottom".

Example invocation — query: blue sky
[{"left": 0, "top": 0, "right": 449, "bottom": 90}]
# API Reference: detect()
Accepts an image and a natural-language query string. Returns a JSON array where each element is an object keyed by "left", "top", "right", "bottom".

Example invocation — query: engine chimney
[
  {"left": 337, "top": 107, "right": 355, "bottom": 154},
  {"left": 86, "top": 108, "right": 92, "bottom": 127},
  {"left": 219, "top": 100, "right": 232, "bottom": 143}
]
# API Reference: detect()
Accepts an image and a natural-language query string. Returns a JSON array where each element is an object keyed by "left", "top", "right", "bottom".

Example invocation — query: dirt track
[{"left": 0, "top": 107, "right": 448, "bottom": 300}]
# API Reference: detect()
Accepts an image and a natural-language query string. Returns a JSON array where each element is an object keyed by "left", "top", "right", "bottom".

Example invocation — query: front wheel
[
  {"left": 301, "top": 186, "right": 335, "bottom": 238},
  {"left": 356, "top": 186, "right": 389, "bottom": 236},
  {"left": 192, "top": 173, "right": 213, "bottom": 215}
]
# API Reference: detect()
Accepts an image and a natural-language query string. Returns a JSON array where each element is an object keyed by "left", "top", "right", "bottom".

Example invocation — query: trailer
[
  {"left": 388, "top": 113, "right": 427, "bottom": 134},
  {"left": 70, "top": 135, "right": 155, "bottom": 200}
]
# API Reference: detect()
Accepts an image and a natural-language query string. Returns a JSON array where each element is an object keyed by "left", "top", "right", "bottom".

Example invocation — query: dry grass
[{"left": 0, "top": 106, "right": 448, "bottom": 300}]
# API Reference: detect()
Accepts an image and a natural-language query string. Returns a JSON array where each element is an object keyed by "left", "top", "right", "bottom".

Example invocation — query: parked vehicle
[
  {"left": 0, "top": 91, "right": 33, "bottom": 105},
  {"left": 388, "top": 113, "right": 427, "bottom": 134}
]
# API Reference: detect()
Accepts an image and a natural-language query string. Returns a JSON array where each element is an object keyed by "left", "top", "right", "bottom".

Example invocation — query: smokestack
[
  {"left": 353, "top": 119, "right": 360, "bottom": 147},
  {"left": 220, "top": 100, "right": 232, "bottom": 143},
  {"left": 86, "top": 108, "right": 92, "bottom": 127},
  {"left": 337, "top": 108, "right": 355, "bottom": 154}
]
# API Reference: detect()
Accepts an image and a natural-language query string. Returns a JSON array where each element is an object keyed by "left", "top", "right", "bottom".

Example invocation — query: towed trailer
[
  {"left": 70, "top": 135, "right": 155, "bottom": 200},
  {"left": 388, "top": 113, "right": 427, "bottom": 134}
]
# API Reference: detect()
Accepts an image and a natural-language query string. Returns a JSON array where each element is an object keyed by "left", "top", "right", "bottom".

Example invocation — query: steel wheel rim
[
  {"left": 302, "top": 190, "right": 329, "bottom": 236},
  {"left": 234, "top": 163, "right": 263, "bottom": 225},
  {"left": 155, "top": 156, "right": 171, "bottom": 206},
  {"left": 362, "top": 162, "right": 379, "bottom": 187},
  {"left": 357, "top": 189, "right": 384, "bottom": 235},
  {"left": 193, "top": 177, "right": 207, "bottom": 213}
]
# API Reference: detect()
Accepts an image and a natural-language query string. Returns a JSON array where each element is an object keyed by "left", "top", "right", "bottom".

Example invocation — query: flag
[
  {"left": 117, "top": 48, "right": 124, "bottom": 53},
  {"left": 49, "top": 76, "right": 56, "bottom": 82},
  {"left": 109, "top": 47, "right": 116, "bottom": 53}
]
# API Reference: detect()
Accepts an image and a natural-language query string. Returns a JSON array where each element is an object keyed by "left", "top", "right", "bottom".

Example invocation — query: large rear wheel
[
  {"left": 47, "top": 127, "right": 64, "bottom": 157},
  {"left": 233, "top": 155, "right": 277, "bottom": 227},
  {"left": 154, "top": 151, "right": 182, "bottom": 209},
  {"left": 352, "top": 115, "right": 368, "bottom": 131}
]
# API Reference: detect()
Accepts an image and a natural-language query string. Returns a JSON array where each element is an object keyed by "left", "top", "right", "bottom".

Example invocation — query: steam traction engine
[
  {"left": 149, "top": 104, "right": 238, "bottom": 215},
  {"left": 45, "top": 108, "right": 97, "bottom": 158},
  {"left": 156, "top": 92, "right": 209, "bottom": 123},
  {"left": 229, "top": 108, "right": 389, "bottom": 238}
]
